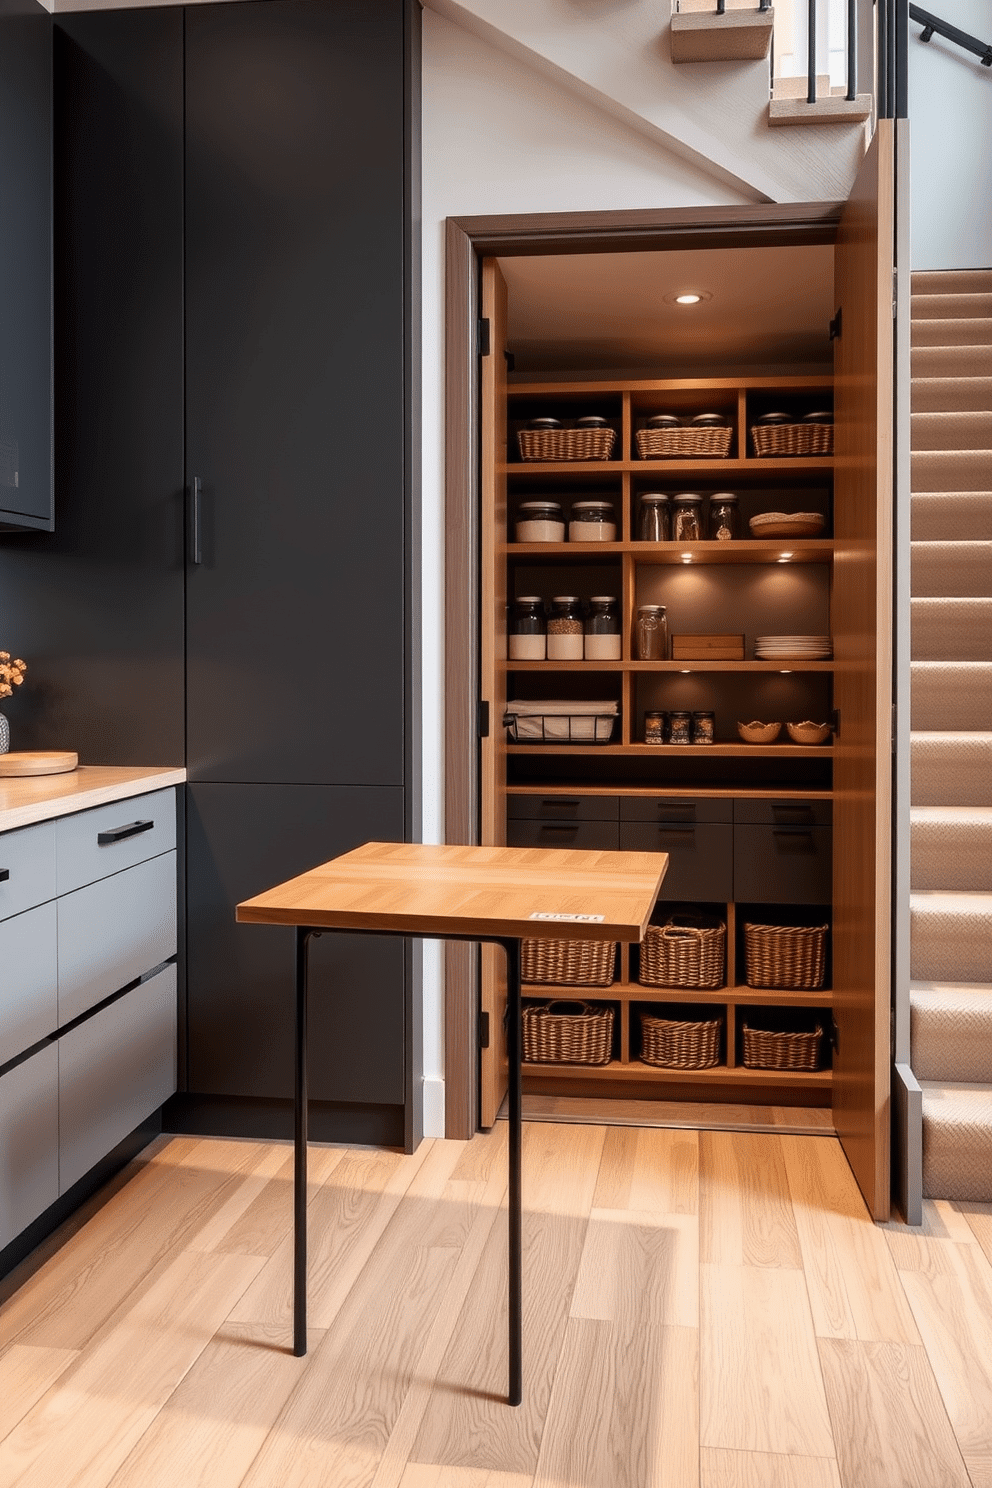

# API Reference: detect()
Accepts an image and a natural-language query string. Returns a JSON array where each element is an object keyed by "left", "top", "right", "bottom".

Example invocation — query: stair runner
[{"left": 909, "top": 268, "right": 992, "bottom": 1201}]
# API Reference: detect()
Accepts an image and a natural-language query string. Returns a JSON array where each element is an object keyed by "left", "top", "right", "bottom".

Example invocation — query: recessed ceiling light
[
  {"left": 676, "top": 293, "right": 702, "bottom": 305},
  {"left": 663, "top": 289, "right": 713, "bottom": 306},
  {"left": 779, "top": 552, "right": 794, "bottom": 559},
  {"left": 681, "top": 553, "right": 693, "bottom": 562}
]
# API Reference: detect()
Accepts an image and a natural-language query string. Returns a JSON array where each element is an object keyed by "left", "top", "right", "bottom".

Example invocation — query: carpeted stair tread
[
  {"left": 910, "top": 807, "right": 992, "bottom": 891},
  {"left": 912, "top": 269, "right": 992, "bottom": 296},
  {"left": 911, "top": 984, "right": 992, "bottom": 1083},
  {"left": 912, "top": 292, "right": 992, "bottom": 322},
  {"left": 912, "top": 344, "right": 992, "bottom": 379},
  {"left": 912, "top": 451, "right": 990, "bottom": 491},
  {"left": 911, "top": 731, "right": 992, "bottom": 806},
  {"left": 911, "top": 410, "right": 992, "bottom": 450},
  {"left": 911, "top": 890, "right": 992, "bottom": 982},
  {"left": 912, "top": 662, "right": 992, "bottom": 730},
  {"left": 911, "top": 542, "right": 992, "bottom": 597},
  {"left": 912, "top": 492, "right": 992, "bottom": 541},
  {"left": 912, "top": 377, "right": 992, "bottom": 414},
  {"left": 911, "top": 597, "right": 992, "bottom": 660},
  {"left": 912, "top": 317, "right": 992, "bottom": 348},
  {"left": 920, "top": 1081, "right": 992, "bottom": 1201}
]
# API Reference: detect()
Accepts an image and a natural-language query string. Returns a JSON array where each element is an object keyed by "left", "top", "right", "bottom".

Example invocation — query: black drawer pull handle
[
  {"left": 772, "top": 827, "right": 816, "bottom": 837},
  {"left": 540, "top": 822, "right": 580, "bottom": 832},
  {"left": 97, "top": 819, "right": 155, "bottom": 846},
  {"left": 656, "top": 808, "right": 695, "bottom": 822},
  {"left": 654, "top": 827, "right": 695, "bottom": 836},
  {"left": 0, "top": 868, "right": 9, "bottom": 882},
  {"left": 772, "top": 809, "right": 815, "bottom": 822},
  {"left": 541, "top": 799, "right": 579, "bottom": 808}
]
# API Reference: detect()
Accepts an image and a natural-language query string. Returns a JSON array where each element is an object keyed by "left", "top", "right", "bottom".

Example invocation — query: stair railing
[{"left": 909, "top": 5, "right": 992, "bottom": 67}]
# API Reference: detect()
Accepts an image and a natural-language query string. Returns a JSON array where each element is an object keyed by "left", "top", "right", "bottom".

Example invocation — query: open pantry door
[
  {"left": 479, "top": 256, "right": 509, "bottom": 1128},
  {"left": 831, "top": 121, "right": 896, "bottom": 1220}
]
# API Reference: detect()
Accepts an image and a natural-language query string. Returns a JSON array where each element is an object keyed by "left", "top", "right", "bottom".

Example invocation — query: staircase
[{"left": 909, "top": 268, "right": 992, "bottom": 1201}]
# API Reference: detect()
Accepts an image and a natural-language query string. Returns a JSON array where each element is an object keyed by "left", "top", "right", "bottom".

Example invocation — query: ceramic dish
[
  {"left": 737, "top": 720, "right": 782, "bottom": 744},
  {"left": 786, "top": 721, "right": 833, "bottom": 745}
]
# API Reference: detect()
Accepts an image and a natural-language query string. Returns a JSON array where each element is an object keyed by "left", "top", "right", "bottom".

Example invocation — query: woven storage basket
[
  {"left": 522, "top": 1000, "right": 614, "bottom": 1065},
  {"left": 751, "top": 423, "right": 833, "bottom": 458},
  {"left": 742, "top": 1022, "right": 823, "bottom": 1072},
  {"left": 640, "top": 1011, "right": 723, "bottom": 1069},
  {"left": 636, "top": 427, "right": 732, "bottom": 459},
  {"left": 639, "top": 917, "right": 726, "bottom": 990},
  {"left": 744, "top": 922, "right": 828, "bottom": 990},
  {"left": 517, "top": 427, "right": 616, "bottom": 462},
  {"left": 521, "top": 937, "right": 616, "bottom": 987}
]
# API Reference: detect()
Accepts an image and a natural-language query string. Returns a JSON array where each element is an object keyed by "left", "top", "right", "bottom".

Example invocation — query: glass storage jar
[
  {"left": 708, "top": 493, "right": 740, "bottom": 542},
  {"left": 668, "top": 710, "right": 692, "bottom": 745},
  {"left": 671, "top": 494, "right": 703, "bottom": 542},
  {"left": 634, "top": 604, "right": 669, "bottom": 661},
  {"left": 584, "top": 596, "right": 621, "bottom": 660},
  {"left": 691, "top": 710, "right": 715, "bottom": 744},
  {"left": 508, "top": 596, "right": 546, "bottom": 660},
  {"left": 638, "top": 493, "right": 671, "bottom": 543},
  {"left": 644, "top": 710, "right": 666, "bottom": 745},
  {"left": 569, "top": 500, "right": 616, "bottom": 542},
  {"left": 546, "top": 595, "right": 585, "bottom": 661},
  {"left": 515, "top": 501, "right": 565, "bottom": 543}
]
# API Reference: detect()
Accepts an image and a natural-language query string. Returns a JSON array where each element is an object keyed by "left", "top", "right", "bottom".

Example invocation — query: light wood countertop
[{"left": 0, "top": 765, "right": 186, "bottom": 834}]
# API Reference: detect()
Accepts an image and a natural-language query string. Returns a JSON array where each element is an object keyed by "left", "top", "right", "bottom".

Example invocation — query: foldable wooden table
[{"left": 236, "top": 841, "right": 667, "bottom": 1404}]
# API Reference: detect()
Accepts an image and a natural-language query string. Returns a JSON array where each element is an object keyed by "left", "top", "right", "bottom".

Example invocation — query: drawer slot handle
[
  {"left": 772, "top": 828, "right": 816, "bottom": 837},
  {"left": 0, "top": 868, "right": 8, "bottom": 882},
  {"left": 539, "top": 822, "right": 580, "bottom": 832},
  {"left": 772, "top": 808, "right": 815, "bottom": 824},
  {"left": 655, "top": 807, "right": 695, "bottom": 822},
  {"left": 97, "top": 819, "right": 155, "bottom": 846},
  {"left": 654, "top": 827, "right": 695, "bottom": 836}
]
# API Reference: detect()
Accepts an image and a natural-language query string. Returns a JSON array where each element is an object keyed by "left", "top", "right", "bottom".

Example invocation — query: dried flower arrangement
[{"left": 0, "top": 651, "right": 27, "bottom": 700}]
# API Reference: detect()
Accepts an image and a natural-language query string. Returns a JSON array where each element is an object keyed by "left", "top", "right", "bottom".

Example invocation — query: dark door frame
[{"left": 442, "top": 201, "right": 846, "bottom": 1138}]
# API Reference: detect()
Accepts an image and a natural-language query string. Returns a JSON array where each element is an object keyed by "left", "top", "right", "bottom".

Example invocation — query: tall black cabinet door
[
  {"left": 0, "top": 0, "right": 51, "bottom": 531},
  {"left": 184, "top": 0, "right": 409, "bottom": 786}
]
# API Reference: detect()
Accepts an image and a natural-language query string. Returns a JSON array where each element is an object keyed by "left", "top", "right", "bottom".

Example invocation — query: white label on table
[{"left": 528, "top": 912, "right": 605, "bottom": 923}]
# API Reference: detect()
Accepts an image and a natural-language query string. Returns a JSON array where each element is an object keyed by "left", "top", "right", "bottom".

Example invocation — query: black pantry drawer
[
  {"left": 507, "top": 819, "right": 619, "bottom": 851},
  {"left": 507, "top": 794, "right": 618, "bottom": 822},
  {"left": 733, "top": 799, "right": 832, "bottom": 827},
  {"left": 621, "top": 796, "right": 733, "bottom": 825},
  {"left": 734, "top": 824, "right": 832, "bottom": 904},
  {"left": 619, "top": 822, "right": 732, "bottom": 901}
]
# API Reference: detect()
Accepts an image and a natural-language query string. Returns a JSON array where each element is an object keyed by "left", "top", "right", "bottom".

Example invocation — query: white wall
[
  {"left": 908, "top": 2, "right": 992, "bottom": 270},
  {"left": 419, "top": 7, "right": 752, "bottom": 1133}
]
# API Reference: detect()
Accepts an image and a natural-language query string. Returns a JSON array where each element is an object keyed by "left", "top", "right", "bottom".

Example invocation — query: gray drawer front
[
  {"left": 57, "top": 851, "right": 177, "bottom": 1026},
  {"left": 0, "top": 902, "right": 58, "bottom": 1065},
  {"left": 507, "top": 818, "right": 619, "bottom": 851},
  {"left": 0, "top": 820, "right": 56, "bottom": 922},
  {"left": 55, "top": 787, "right": 177, "bottom": 896},
  {"left": 619, "top": 822, "right": 733, "bottom": 901},
  {"left": 621, "top": 796, "right": 733, "bottom": 824},
  {"left": 733, "top": 799, "right": 833, "bottom": 827},
  {"left": 734, "top": 824, "right": 832, "bottom": 904},
  {"left": 0, "top": 1043, "right": 59, "bottom": 1249},
  {"left": 507, "top": 794, "right": 618, "bottom": 822},
  {"left": 59, "top": 964, "right": 177, "bottom": 1195}
]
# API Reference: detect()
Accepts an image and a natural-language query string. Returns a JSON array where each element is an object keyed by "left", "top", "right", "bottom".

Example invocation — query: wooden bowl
[
  {"left": 737, "top": 720, "right": 782, "bottom": 745},
  {"left": 786, "top": 721, "right": 832, "bottom": 745}
]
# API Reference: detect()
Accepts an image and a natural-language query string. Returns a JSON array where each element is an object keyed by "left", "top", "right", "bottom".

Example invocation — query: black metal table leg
[
  {"left": 502, "top": 935, "right": 523, "bottom": 1407},
  {"left": 294, "top": 926, "right": 312, "bottom": 1357}
]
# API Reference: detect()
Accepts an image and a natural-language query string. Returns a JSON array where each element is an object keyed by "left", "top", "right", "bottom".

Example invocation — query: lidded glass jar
[
  {"left": 638, "top": 493, "right": 671, "bottom": 543},
  {"left": 515, "top": 501, "right": 565, "bottom": 543},
  {"left": 644, "top": 710, "right": 666, "bottom": 745},
  {"left": 569, "top": 500, "right": 616, "bottom": 542},
  {"left": 584, "top": 596, "right": 621, "bottom": 660},
  {"left": 634, "top": 604, "right": 669, "bottom": 661},
  {"left": 671, "top": 494, "right": 703, "bottom": 542},
  {"left": 668, "top": 711, "right": 692, "bottom": 745},
  {"left": 708, "top": 493, "right": 740, "bottom": 542},
  {"left": 508, "top": 596, "right": 546, "bottom": 661},
  {"left": 547, "top": 595, "right": 585, "bottom": 661}
]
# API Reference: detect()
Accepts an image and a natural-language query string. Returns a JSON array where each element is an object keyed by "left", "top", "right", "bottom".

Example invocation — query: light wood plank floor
[{"left": 1, "top": 1124, "right": 989, "bottom": 1487}]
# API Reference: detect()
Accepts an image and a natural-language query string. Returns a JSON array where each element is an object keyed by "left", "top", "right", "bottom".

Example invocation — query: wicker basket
[
  {"left": 640, "top": 1011, "right": 723, "bottom": 1069},
  {"left": 517, "top": 428, "right": 616, "bottom": 462},
  {"left": 751, "top": 423, "right": 833, "bottom": 458},
  {"left": 521, "top": 937, "right": 617, "bottom": 987},
  {"left": 742, "top": 1022, "right": 823, "bottom": 1071},
  {"left": 636, "top": 427, "right": 732, "bottom": 460},
  {"left": 639, "top": 916, "right": 726, "bottom": 989},
  {"left": 522, "top": 1000, "right": 614, "bottom": 1065},
  {"left": 744, "top": 922, "right": 828, "bottom": 990}
]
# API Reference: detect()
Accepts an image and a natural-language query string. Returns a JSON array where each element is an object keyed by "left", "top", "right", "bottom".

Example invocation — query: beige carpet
[{"left": 909, "top": 270, "right": 992, "bottom": 1201}]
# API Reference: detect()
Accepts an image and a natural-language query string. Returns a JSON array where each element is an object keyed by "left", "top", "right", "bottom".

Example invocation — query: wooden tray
[{"left": 0, "top": 750, "right": 79, "bottom": 777}]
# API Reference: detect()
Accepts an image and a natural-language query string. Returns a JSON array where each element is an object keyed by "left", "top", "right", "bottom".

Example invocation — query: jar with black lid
[
  {"left": 515, "top": 501, "right": 565, "bottom": 543},
  {"left": 638, "top": 493, "right": 671, "bottom": 543},
  {"left": 668, "top": 711, "right": 692, "bottom": 745},
  {"left": 691, "top": 710, "right": 715, "bottom": 745},
  {"left": 508, "top": 597, "right": 546, "bottom": 661},
  {"left": 671, "top": 494, "right": 703, "bottom": 542},
  {"left": 547, "top": 596, "right": 584, "bottom": 661},
  {"left": 708, "top": 493, "right": 740, "bottom": 542},
  {"left": 584, "top": 597, "right": 621, "bottom": 660},
  {"left": 569, "top": 500, "right": 617, "bottom": 542},
  {"left": 644, "top": 711, "right": 666, "bottom": 745}
]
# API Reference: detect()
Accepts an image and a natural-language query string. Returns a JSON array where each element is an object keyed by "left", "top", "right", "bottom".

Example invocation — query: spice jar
[
  {"left": 546, "top": 596, "right": 584, "bottom": 661},
  {"left": 584, "top": 596, "right": 621, "bottom": 660},
  {"left": 569, "top": 500, "right": 616, "bottom": 542},
  {"left": 668, "top": 711, "right": 692, "bottom": 745},
  {"left": 638, "top": 493, "right": 671, "bottom": 543},
  {"left": 515, "top": 501, "right": 565, "bottom": 543},
  {"left": 708, "top": 493, "right": 740, "bottom": 542},
  {"left": 671, "top": 494, "right": 703, "bottom": 542},
  {"left": 691, "top": 710, "right": 715, "bottom": 745},
  {"left": 634, "top": 604, "right": 669, "bottom": 661},
  {"left": 644, "top": 710, "right": 666, "bottom": 745},
  {"left": 508, "top": 597, "right": 546, "bottom": 661}
]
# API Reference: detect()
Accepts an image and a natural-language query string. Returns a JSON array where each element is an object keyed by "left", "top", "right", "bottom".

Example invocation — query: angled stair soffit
[{"left": 424, "top": 0, "right": 867, "bottom": 204}]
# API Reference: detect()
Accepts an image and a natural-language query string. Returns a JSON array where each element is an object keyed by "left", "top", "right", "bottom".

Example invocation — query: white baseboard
[{"left": 422, "top": 1076, "right": 446, "bottom": 1139}]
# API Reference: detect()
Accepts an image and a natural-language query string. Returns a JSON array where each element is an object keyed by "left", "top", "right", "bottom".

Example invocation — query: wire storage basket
[
  {"left": 639, "top": 915, "right": 726, "bottom": 989},
  {"left": 517, "top": 427, "right": 616, "bottom": 462},
  {"left": 741, "top": 1021, "right": 824, "bottom": 1071},
  {"left": 743, "top": 922, "right": 828, "bottom": 990},
  {"left": 635, "top": 426, "right": 732, "bottom": 459},
  {"left": 521, "top": 938, "right": 617, "bottom": 987},
  {"left": 751, "top": 423, "right": 833, "bottom": 458},
  {"left": 639, "top": 1010, "right": 723, "bottom": 1069},
  {"left": 522, "top": 1000, "right": 615, "bottom": 1065}
]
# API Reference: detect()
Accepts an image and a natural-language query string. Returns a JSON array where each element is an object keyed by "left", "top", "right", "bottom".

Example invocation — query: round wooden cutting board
[{"left": 0, "top": 751, "right": 79, "bottom": 777}]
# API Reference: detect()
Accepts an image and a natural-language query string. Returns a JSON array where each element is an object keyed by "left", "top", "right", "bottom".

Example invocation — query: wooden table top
[{"left": 236, "top": 841, "right": 668, "bottom": 942}]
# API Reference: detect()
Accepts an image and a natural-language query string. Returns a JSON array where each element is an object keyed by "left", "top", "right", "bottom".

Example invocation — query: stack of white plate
[{"left": 755, "top": 635, "right": 832, "bottom": 659}]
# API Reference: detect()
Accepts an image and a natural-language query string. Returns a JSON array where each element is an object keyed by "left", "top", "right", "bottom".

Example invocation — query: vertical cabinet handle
[
  {"left": 0, "top": 868, "right": 9, "bottom": 882},
  {"left": 191, "top": 476, "right": 203, "bottom": 566}
]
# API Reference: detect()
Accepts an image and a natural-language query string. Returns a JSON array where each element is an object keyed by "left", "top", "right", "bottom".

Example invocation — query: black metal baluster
[
  {"left": 847, "top": 0, "right": 857, "bottom": 98},
  {"left": 807, "top": 0, "right": 817, "bottom": 102}
]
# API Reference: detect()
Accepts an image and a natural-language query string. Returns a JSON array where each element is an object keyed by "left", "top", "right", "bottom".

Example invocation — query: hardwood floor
[{"left": 1, "top": 1123, "right": 989, "bottom": 1487}]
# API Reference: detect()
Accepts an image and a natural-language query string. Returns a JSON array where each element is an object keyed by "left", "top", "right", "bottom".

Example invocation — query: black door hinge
[
  {"left": 478, "top": 317, "right": 491, "bottom": 356},
  {"left": 479, "top": 1011, "right": 491, "bottom": 1049},
  {"left": 478, "top": 700, "right": 490, "bottom": 738},
  {"left": 829, "top": 308, "right": 842, "bottom": 341}
]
